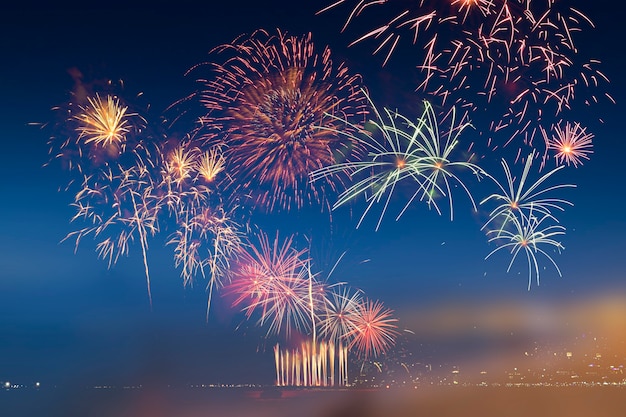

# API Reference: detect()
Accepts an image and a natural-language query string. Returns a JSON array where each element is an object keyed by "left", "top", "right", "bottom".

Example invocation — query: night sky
[{"left": 1, "top": 0, "right": 625, "bottom": 387}]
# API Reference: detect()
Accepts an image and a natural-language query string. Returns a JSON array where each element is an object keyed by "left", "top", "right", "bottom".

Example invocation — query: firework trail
[
  {"left": 167, "top": 205, "right": 242, "bottom": 313},
  {"left": 485, "top": 206, "right": 566, "bottom": 289},
  {"left": 193, "top": 28, "right": 368, "bottom": 212},
  {"left": 51, "top": 91, "right": 240, "bottom": 309},
  {"left": 63, "top": 160, "right": 160, "bottom": 306},
  {"left": 147, "top": 139, "right": 244, "bottom": 314},
  {"left": 274, "top": 340, "right": 349, "bottom": 387},
  {"left": 319, "top": 0, "right": 613, "bottom": 152},
  {"left": 311, "top": 92, "right": 484, "bottom": 230}
]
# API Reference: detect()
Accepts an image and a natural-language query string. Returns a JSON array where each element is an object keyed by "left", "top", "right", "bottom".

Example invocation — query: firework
[
  {"left": 74, "top": 94, "right": 133, "bottom": 151},
  {"left": 311, "top": 93, "right": 483, "bottom": 230},
  {"left": 64, "top": 160, "right": 160, "bottom": 306},
  {"left": 319, "top": 1, "right": 612, "bottom": 150},
  {"left": 274, "top": 340, "right": 349, "bottom": 387},
  {"left": 394, "top": 100, "right": 484, "bottom": 220},
  {"left": 318, "top": 286, "right": 363, "bottom": 348},
  {"left": 346, "top": 298, "right": 399, "bottom": 359},
  {"left": 49, "top": 93, "right": 149, "bottom": 176},
  {"left": 49, "top": 90, "right": 161, "bottom": 306},
  {"left": 168, "top": 206, "right": 242, "bottom": 292},
  {"left": 226, "top": 232, "right": 317, "bottom": 337},
  {"left": 195, "top": 29, "right": 368, "bottom": 212},
  {"left": 480, "top": 151, "right": 575, "bottom": 235},
  {"left": 543, "top": 121, "right": 594, "bottom": 168},
  {"left": 146, "top": 140, "right": 241, "bottom": 314},
  {"left": 485, "top": 207, "right": 566, "bottom": 290}
]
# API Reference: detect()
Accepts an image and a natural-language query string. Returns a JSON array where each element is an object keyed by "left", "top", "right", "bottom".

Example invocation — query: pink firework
[
  {"left": 347, "top": 298, "right": 399, "bottom": 359},
  {"left": 226, "top": 232, "right": 317, "bottom": 336}
]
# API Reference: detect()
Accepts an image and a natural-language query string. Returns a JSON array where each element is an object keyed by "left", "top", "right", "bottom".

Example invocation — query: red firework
[{"left": 347, "top": 298, "right": 399, "bottom": 359}]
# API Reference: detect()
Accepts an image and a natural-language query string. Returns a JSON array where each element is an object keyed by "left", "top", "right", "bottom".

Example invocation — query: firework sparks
[
  {"left": 319, "top": 0, "right": 612, "bottom": 150},
  {"left": 226, "top": 232, "right": 316, "bottom": 337},
  {"left": 48, "top": 89, "right": 160, "bottom": 306},
  {"left": 347, "top": 298, "right": 399, "bottom": 359},
  {"left": 485, "top": 207, "right": 566, "bottom": 290},
  {"left": 168, "top": 206, "right": 242, "bottom": 287},
  {"left": 48, "top": 91, "right": 150, "bottom": 177},
  {"left": 318, "top": 286, "right": 362, "bottom": 348},
  {"left": 544, "top": 121, "right": 594, "bottom": 168},
  {"left": 312, "top": 93, "right": 483, "bottom": 230},
  {"left": 195, "top": 29, "right": 368, "bottom": 212},
  {"left": 481, "top": 151, "right": 575, "bottom": 236},
  {"left": 73, "top": 94, "right": 134, "bottom": 151},
  {"left": 197, "top": 148, "right": 226, "bottom": 183},
  {"left": 64, "top": 160, "right": 160, "bottom": 306}
]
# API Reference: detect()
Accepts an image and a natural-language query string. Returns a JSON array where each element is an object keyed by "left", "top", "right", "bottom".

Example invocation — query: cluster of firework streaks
[
  {"left": 49, "top": 90, "right": 245, "bottom": 308},
  {"left": 311, "top": 92, "right": 484, "bottom": 230},
  {"left": 192, "top": 29, "right": 369, "bottom": 212},
  {"left": 226, "top": 232, "right": 399, "bottom": 360},
  {"left": 274, "top": 340, "right": 349, "bottom": 387},
  {"left": 49, "top": 92, "right": 161, "bottom": 305},
  {"left": 50, "top": 31, "right": 403, "bottom": 375},
  {"left": 319, "top": 0, "right": 613, "bottom": 155},
  {"left": 481, "top": 151, "right": 574, "bottom": 288},
  {"left": 542, "top": 121, "right": 594, "bottom": 167},
  {"left": 51, "top": 92, "right": 401, "bottom": 368}
]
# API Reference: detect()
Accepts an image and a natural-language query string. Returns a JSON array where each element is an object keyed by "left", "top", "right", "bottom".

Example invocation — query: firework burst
[
  {"left": 64, "top": 160, "right": 160, "bottom": 306},
  {"left": 168, "top": 206, "right": 242, "bottom": 288},
  {"left": 543, "top": 121, "right": 594, "bottom": 168},
  {"left": 318, "top": 286, "right": 363, "bottom": 348},
  {"left": 481, "top": 151, "right": 575, "bottom": 235},
  {"left": 346, "top": 298, "right": 399, "bottom": 359},
  {"left": 311, "top": 93, "right": 483, "bottom": 230},
  {"left": 485, "top": 207, "right": 566, "bottom": 290},
  {"left": 226, "top": 232, "right": 317, "bottom": 337},
  {"left": 74, "top": 94, "right": 133, "bottom": 150},
  {"left": 195, "top": 29, "right": 368, "bottom": 212},
  {"left": 49, "top": 93, "right": 149, "bottom": 176}
]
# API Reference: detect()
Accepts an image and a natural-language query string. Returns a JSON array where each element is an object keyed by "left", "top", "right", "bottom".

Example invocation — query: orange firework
[
  {"left": 544, "top": 121, "right": 594, "bottom": 168},
  {"left": 196, "top": 29, "right": 368, "bottom": 212},
  {"left": 49, "top": 91, "right": 148, "bottom": 176},
  {"left": 74, "top": 94, "right": 132, "bottom": 150}
]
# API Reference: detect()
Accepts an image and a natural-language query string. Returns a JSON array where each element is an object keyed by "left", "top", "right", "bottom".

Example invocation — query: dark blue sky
[{"left": 1, "top": 0, "right": 625, "bottom": 386}]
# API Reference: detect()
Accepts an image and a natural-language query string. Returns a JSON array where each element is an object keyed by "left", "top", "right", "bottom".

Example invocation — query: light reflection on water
[{"left": 2, "top": 386, "right": 625, "bottom": 417}]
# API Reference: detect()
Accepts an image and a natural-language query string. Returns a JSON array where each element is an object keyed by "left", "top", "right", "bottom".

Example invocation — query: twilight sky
[{"left": 1, "top": 0, "right": 625, "bottom": 386}]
